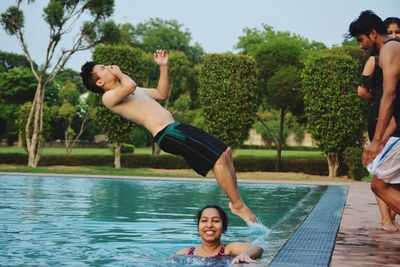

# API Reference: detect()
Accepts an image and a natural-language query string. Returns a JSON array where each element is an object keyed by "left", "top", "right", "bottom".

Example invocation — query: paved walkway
[{"left": 331, "top": 183, "right": 400, "bottom": 266}]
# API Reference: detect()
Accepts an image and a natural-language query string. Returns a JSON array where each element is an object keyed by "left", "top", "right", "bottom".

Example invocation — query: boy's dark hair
[
  {"left": 346, "top": 10, "right": 386, "bottom": 39},
  {"left": 383, "top": 17, "right": 400, "bottom": 31},
  {"left": 80, "top": 61, "right": 104, "bottom": 94},
  {"left": 196, "top": 205, "right": 229, "bottom": 232}
]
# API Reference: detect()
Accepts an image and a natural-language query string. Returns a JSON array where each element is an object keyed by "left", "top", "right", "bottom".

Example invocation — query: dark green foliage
[
  {"left": 0, "top": 51, "right": 37, "bottom": 72},
  {"left": 302, "top": 50, "right": 365, "bottom": 154},
  {"left": 302, "top": 50, "right": 366, "bottom": 176},
  {"left": 343, "top": 147, "right": 369, "bottom": 180},
  {"left": 0, "top": 153, "right": 344, "bottom": 176},
  {"left": 0, "top": 6, "right": 24, "bottom": 35},
  {"left": 129, "top": 18, "right": 204, "bottom": 64},
  {"left": 93, "top": 44, "right": 146, "bottom": 85},
  {"left": 199, "top": 53, "right": 258, "bottom": 147}
]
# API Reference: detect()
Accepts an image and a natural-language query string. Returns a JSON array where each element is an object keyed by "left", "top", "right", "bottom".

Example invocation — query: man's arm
[
  {"left": 373, "top": 49, "right": 398, "bottom": 143},
  {"left": 363, "top": 43, "right": 400, "bottom": 165},
  {"left": 142, "top": 50, "right": 169, "bottom": 100},
  {"left": 102, "top": 65, "right": 137, "bottom": 108}
]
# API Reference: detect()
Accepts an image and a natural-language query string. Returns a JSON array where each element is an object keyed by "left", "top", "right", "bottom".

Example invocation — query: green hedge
[{"left": 0, "top": 153, "right": 346, "bottom": 176}]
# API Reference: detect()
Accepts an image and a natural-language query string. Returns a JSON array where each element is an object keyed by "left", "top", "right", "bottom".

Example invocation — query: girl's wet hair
[{"left": 196, "top": 205, "right": 229, "bottom": 232}]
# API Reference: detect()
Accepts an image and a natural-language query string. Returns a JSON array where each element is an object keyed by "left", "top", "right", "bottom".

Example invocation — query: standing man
[{"left": 347, "top": 10, "right": 400, "bottom": 213}]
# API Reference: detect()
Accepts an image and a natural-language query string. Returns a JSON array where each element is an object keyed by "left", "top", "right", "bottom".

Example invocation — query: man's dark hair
[
  {"left": 196, "top": 205, "right": 229, "bottom": 232},
  {"left": 80, "top": 61, "right": 104, "bottom": 94},
  {"left": 346, "top": 10, "right": 386, "bottom": 39},
  {"left": 383, "top": 17, "right": 400, "bottom": 31}
]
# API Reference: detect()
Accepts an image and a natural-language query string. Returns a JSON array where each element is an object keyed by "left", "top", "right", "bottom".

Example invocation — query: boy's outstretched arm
[{"left": 143, "top": 49, "right": 169, "bottom": 100}]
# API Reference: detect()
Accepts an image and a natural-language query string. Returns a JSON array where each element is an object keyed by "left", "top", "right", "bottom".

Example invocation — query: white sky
[{"left": 0, "top": 0, "right": 398, "bottom": 71}]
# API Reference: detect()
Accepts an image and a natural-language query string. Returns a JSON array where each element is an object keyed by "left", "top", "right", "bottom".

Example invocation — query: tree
[
  {"left": 236, "top": 25, "right": 322, "bottom": 170},
  {"left": 302, "top": 50, "right": 365, "bottom": 177},
  {"left": 165, "top": 50, "right": 193, "bottom": 107},
  {"left": 199, "top": 53, "right": 258, "bottom": 147},
  {"left": 267, "top": 65, "right": 303, "bottom": 170},
  {"left": 92, "top": 44, "right": 144, "bottom": 167},
  {"left": 0, "top": 50, "right": 37, "bottom": 72},
  {"left": 129, "top": 18, "right": 204, "bottom": 64},
  {"left": 57, "top": 81, "right": 91, "bottom": 154},
  {"left": 17, "top": 101, "right": 53, "bottom": 149},
  {"left": 0, "top": 67, "right": 36, "bottom": 144},
  {"left": 94, "top": 102, "right": 136, "bottom": 168},
  {"left": 1, "top": 0, "right": 115, "bottom": 167}
]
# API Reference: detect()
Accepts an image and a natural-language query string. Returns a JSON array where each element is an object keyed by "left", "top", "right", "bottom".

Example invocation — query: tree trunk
[
  {"left": 327, "top": 153, "right": 339, "bottom": 177},
  {"left": 275, "top": 109, "right": 286, "bottom": 172},
  {"left": 26, "top": 83, "right": 44, "bottom": 167},
  {"left": 66, "top": 113, "right": 90, "bottom": 154},
  {"left": 114, "top": 142, "right": 121, "bottom": 169}
]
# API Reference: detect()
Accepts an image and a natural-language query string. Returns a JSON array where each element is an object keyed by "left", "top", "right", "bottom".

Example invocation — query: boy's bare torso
[{"left": 102, "top": 87, "right": 175, "bottom": 136}]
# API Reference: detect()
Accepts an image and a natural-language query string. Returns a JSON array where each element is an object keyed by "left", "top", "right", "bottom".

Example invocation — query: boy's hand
[
  {"left": 154, "top": 49, "right": 168, "bottom": 66},
  {"left": 107, "top": 65, "right": 123, "bottom": 76}
]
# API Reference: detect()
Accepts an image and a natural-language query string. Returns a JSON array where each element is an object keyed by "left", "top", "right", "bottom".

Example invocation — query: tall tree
[
  {"left": 302, "top": 50, "right": 365, "bottom": 177},
  {"left": 236, "top": 25, "right": 324, "bottom": 170},
  {"left": 0, "top": 0, "right": 115, "bottom": 167},
  {"left": 267, "top": 65, "right": 303, "bottom": 170}
]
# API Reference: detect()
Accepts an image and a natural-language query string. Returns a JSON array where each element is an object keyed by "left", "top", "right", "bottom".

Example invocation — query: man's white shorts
[{"left": 367, "top": 137, "right": 400, "bottom": 184}]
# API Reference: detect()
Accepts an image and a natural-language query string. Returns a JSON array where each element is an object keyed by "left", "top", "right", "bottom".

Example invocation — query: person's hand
[
  {"left": 107, "top": 65, "right": 123, "bottom": 76},
  {"left": 154, "top": 49, "right": 168, "bottom": 66},
  {"left": 362, "top": 140, "right": 384, "bottom": 166},
  {"left": 231, "top": 252, "right": 256, "bottom": 264}
]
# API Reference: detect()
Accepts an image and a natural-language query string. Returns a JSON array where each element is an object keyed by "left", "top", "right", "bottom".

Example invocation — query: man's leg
[
  {"left": 371, "top": 176, "right": 400, "bottom": 214},
  {"left": 375, "top": 195, "right": 398, "bottom": 232},
  {"left": 213, "top": 147, "right": 258, "bottom": 223}
]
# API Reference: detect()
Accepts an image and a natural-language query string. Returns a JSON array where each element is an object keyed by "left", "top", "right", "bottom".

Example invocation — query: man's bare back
[{"left": 102, "top": 87, "right": 175, "bottom": 136}]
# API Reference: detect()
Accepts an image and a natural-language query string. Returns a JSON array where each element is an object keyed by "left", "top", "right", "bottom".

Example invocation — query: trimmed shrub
[
  {"left": 343, "top": 147, "right": 369, "bottom": 180},
  {"left": 199, "top": 53, "right": 258, "bottom": 147}
]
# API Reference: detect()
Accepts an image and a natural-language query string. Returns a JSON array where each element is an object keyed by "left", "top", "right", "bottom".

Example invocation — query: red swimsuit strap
[
  {"left": 187, "top": 247, "right": 195, "bottom": 255},
  {"left": 217, "top": 244, "right": 225, "bottom": 256},
  {"left": 187, "top": 244, "right": 225, "bottom": 256}
]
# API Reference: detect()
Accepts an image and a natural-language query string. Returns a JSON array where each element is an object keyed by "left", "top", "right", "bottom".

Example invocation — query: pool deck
[
  {"left": 1, "top": 172, "right": 400, "bottom": 265},
  {"left": 330, "top": 182, "right": 400, "bottom": 267}
]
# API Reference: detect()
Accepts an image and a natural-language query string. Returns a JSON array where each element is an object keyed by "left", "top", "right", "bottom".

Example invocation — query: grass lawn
[{"left": 0, "top": 146, "right": 325, "bottom": 159}]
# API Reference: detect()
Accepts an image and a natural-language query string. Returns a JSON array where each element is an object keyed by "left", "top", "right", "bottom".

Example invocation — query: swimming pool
[{"left": 0, "top": 174, "right": 327, "bottom": 266}]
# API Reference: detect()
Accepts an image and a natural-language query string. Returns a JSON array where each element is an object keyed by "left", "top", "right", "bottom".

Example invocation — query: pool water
[{"left": 0, "top": 175, "right": 327, "bottom": 266}]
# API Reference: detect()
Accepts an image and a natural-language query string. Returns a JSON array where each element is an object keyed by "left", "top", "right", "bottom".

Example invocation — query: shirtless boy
[{"left": 80, "top": 49, "right": 257, "bottom": 223}]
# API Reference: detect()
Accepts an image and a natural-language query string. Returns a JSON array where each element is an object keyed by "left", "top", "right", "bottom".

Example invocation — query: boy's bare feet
[{"left": 229, "top": 202, "right": 258, "bottom": 223}]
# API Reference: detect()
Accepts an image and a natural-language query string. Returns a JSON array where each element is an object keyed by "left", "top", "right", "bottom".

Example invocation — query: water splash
[{"left": 246, "top": 221, "right": 270, "bottom": 236}]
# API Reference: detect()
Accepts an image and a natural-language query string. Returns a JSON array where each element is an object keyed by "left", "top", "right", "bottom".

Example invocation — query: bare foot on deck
[
  {"left": 381, "top": 220, "right": 398, "bottom": 232},
  {"left": 229, "top": 202, "right": 258, "bottom": 223},
  {"left": 392, "top": 220, "right": 400, "bottom": 231}
]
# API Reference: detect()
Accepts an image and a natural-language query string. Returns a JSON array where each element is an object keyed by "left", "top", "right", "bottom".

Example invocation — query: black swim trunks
[{"left": 154, "top": 121, "right": 228, "bottom": 177}]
